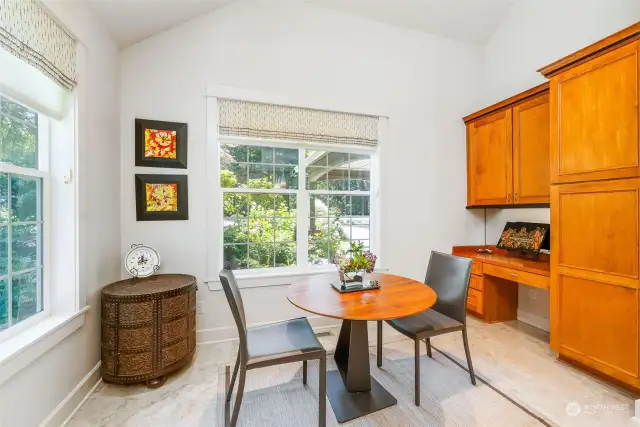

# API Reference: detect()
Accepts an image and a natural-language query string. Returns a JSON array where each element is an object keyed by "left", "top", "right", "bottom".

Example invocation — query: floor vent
[{"left": 315, "top": 331, "right": 333, "bottom": 338}]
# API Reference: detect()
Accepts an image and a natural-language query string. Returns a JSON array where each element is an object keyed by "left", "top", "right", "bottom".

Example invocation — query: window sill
[
  {"left": 0, "top": 306, "right": 89, "bottom": 386},
  {"left": 206, "top": 267, "right": 389, "bottom": 291}
]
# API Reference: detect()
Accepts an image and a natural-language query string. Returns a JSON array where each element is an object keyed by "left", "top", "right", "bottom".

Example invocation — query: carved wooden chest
[{"left": 101, "top": 274, "right": 197, "bottom": 387}]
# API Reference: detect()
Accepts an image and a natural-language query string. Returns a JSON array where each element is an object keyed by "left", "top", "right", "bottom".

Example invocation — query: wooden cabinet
[
  {"left": 467, "top": 110, "right": 513, "bottom": 205},
  {"left": 464, "top": 84, "right": 550, "bottom": 207},
  {"left": 550, "top": 179, "right": 639, "bottom": 387},
  {"left": 543, "top": 41, "right": 640, "bottom": 184},
  {"left": 540, "top": 22, "right": 640, "bottom": 392},
  {"left": 513, "top": 95, "right": 550, "bottom": 204}
]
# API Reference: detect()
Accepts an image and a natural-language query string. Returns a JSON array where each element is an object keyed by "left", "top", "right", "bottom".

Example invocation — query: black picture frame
[
  {"left": 135, "top": 174, "right": 189, "bottom": 221},
  {"left": 135, "top": 118, "right": 188, "bottom": 168},
  {"left": 496, "top": 221, "right": 550, "bottom": 259}
]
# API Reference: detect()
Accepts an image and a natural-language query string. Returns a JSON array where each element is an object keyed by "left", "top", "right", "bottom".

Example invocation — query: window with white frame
[
  {"left": 220, "top": 141, "right": 374, "bottom": 270},
  {"left": 0, "top": 95, "right": 46, "bottom": 331}
]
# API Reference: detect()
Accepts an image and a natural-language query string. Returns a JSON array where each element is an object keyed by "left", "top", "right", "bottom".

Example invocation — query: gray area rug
[{"left": 217, "top": 342, "right": 546, "bottom": 427}]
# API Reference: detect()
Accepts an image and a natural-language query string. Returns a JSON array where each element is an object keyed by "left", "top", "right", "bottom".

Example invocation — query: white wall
[
  {"left": 481, "top": 0, "right": 640, "bottom": 331},
  {"left": 120, "top": 0, "right": 486, "bottom": 342},
  {"left": 0, "top": 2, "right": 121, "bottom": 427}
]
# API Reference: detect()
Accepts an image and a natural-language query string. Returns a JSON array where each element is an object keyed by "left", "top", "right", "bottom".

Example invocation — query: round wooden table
[{"left": 287, "top": 273, "right": 437, "bottom": 423}]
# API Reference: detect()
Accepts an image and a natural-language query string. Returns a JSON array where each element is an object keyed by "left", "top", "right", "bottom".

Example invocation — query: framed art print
[
  {"left": 135, "top": 118, "right": 188, "bottom": 168},
  {"left": 135, "top": 174, "right": 189, "bottom": 221}
]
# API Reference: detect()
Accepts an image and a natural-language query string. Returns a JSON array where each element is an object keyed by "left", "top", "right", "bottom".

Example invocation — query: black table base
[{"left": 327, "top": 320, "right": 397, "bottom": 423}]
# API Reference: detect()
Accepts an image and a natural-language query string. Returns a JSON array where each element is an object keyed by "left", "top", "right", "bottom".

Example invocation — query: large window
[
  {"left": 0, "top": 96, "right": 46, "bottom": 332},
  {"left": 220, "top": 141, "right": 373, "bottom": 271}
]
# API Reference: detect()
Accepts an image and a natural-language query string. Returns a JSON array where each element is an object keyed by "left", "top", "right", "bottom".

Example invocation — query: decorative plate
[{"left": 125, "top": 244, "right": 161, "bottom": 278}]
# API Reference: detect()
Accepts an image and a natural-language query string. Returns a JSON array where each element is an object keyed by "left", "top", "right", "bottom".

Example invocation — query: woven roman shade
[
  {"left": 0, "top": 0, "right": 76, "bottom": 91},
  {"left": 218, "top": 99, "right": 378, "bottom": 147}
]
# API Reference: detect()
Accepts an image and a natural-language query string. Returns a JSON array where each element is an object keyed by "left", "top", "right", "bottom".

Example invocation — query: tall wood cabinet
[
  {"left": 464, "top": 84, "right": 550, "bottom": 207},
  {"left": 539, "top": 22, "right": 640, "bottom": 392}
]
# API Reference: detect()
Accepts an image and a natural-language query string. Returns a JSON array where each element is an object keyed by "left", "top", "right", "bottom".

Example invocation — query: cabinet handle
[
  {"left": 507, "top": 193, "right": 510, "bottom": 202},
  {"left": 509, "top": 273, "right": 518, "bottom": 277},
  {"left": 515, "top": 192, "right": 518, "bottom": 201}
]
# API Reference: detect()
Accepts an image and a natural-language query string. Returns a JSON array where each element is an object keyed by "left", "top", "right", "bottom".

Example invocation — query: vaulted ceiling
[{"left": 84, "top": 0, "right": 516, "bottom": 48}]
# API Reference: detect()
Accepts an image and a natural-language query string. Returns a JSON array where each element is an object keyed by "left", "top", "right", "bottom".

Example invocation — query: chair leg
[
  {"left": 377, "top": 320, "right": 383, "bottom": 367},
  {"left": 425, "top": 337, "right": 432, "bottom": 358},
  {"left": 462, "top": 328, "right": 477, "bottom": 386},
  {"left": 319, "top": 353, "right": 326, "bottom": 427},
  {"left": 414, "top": 338, "right": 420, "bottom": 406},
  {"left": 230, "top": 368, "right": 246, "bottom": 427},
  {"left": 226, "top": 352, "right": 240, "bottom": 402},
  {"left": 303, "top": 360, "right": 308, "bottom": 385}
]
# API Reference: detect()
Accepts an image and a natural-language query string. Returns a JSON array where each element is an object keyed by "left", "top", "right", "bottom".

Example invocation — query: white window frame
[
  {"left": 0, "top": 96, "right": 51, "bottom": 344},
  {"left": 213, "top": 135, "right": 379, "bottom": 279}
]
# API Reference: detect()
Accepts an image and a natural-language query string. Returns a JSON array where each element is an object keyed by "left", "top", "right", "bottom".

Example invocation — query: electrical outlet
[{"left": 196, "top": 302, "right": 204, "bottom": 314}]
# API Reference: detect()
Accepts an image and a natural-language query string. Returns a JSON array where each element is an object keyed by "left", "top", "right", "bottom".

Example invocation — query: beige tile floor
[{"left": 67, "top": 317, "right": 636, "bottom": 427}]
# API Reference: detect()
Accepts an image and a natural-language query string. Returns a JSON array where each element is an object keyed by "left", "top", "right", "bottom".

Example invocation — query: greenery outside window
[
  {"left": 220, "top": 141, "right": 373, "bottom": 271},
  {"left": 0, "top": 96, "right": 46, "bottom": 332}
]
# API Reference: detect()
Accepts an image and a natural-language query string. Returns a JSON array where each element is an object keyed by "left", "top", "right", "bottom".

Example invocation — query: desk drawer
[
  {"left": 467, "top": 288, "right": 484, "bottom": 314},
  {"left": 471, "top": 261, "right": 482, "bottom": 276},
  {"left": 469, "top": 274, "right": 483, "bottom": 291},
  {"left": 482, "top": 263, "right": 549, "bottom": 290}
]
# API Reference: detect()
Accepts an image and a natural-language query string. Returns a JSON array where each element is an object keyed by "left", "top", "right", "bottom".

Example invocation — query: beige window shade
[
  {"left": 0, "top": 0, "right": 76, "bottom": 91},
  {"left": 218, "top": 99, "right": 378, "bottom": 147}
]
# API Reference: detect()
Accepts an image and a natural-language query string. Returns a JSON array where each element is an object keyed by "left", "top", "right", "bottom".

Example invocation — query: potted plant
[{"left": 334, "top": 241, "right": 377, "bottom": 283}]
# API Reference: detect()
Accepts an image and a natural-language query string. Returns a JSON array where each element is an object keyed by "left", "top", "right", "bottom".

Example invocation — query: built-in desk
[{"left": 452, "top": 245, "right": 550, "bottom": 323}]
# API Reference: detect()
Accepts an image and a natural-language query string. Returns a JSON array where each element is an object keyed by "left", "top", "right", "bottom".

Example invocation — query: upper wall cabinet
[
  {"left": 539, "top": 27, "right": 640, "bottom": 184},
  {"left": 464, "top": 84, "right": 550, "bottom": 207}
]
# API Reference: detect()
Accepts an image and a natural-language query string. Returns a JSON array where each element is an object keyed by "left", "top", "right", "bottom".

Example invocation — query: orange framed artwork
[
  {"left": 135, "top": 174, "right": 188, "bottom": 221},
  {"left": 135, "top": 119, "right": 188, "bottom": 168}
]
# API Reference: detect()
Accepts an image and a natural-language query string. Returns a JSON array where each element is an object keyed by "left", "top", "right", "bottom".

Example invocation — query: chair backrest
[
  {"left": 425, "top": 251, "right": 472, "bottom": 324},
  {"left": 219, "top": 269, "right": 248, "bottom": 359}
]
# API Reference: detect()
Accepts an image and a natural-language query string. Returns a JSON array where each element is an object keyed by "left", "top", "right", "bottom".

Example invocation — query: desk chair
[
  {"left": 376, "top": 251, "right": 476, "bottom": 406},
  {"left": 219, "top": 269, "right": 327, "bottom": 427}
]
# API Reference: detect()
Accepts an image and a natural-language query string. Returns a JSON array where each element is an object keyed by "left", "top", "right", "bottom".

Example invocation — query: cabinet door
[
  {"left": 467, "top": 109, "right": 513, "bottom": 206},
  {"left": 550, "top": 41, "right": 639, "bottom": 184},
  {"left": 550, "top": 179, "right": 639, "bottom": 386},
  {"left": 513, "top": 94, "right": 550, "bottom": 204}
]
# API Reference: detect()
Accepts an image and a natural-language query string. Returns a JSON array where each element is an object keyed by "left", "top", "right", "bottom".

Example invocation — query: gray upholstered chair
[
  {"left": 219, "top": 269, "right": 327, "bottom": 427},
  {"left": 376, "top": 251, "right": 476, "bottom": 406}
]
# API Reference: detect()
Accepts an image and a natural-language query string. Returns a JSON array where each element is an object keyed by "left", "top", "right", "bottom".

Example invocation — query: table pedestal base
[
  {"left": 328, "top": 320, "right": 397, "bottom": 423},
  {"left": 326, "top": 370, "right": 397, "bottom": 423}
]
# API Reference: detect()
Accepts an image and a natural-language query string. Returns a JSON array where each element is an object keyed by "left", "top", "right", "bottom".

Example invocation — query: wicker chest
[{"left": 101, "top": 274, "right": 197, "bottom": 387}]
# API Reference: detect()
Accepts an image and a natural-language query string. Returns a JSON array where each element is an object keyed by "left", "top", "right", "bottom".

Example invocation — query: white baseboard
[
  {"left": 39, "top": 362, "right": 101, "bottom": 427},
  {"left": 197, "top": 315, "right": 342, "bottom": 345},
  {"left": 517, "top": 309, "right": 550, "bottom": 332}
]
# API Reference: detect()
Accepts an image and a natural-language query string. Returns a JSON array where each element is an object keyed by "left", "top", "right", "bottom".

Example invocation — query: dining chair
[
  {"left": 376, "top": 251, "right": 476, "bottom": 406},
  {"left": 219, "top": 269, "right": 327, "bottom": 427}
]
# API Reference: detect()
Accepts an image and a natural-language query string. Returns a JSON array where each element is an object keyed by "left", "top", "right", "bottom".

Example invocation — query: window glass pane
[
  {"left": 249, "top": 218, "right": 275, "bottom": 242},
  {"left": 309, "top": 217, "right": 329, "bottom": 265},
  {"left": 221, "top": 163, "right": 247, "bottom": 188},
  {"left": 249, "top": 146, "right": 274, "bottom": 163},
  {"left": 11, "top": 175, "right": 39, "bottom": 222},
  {"left": 351, "top": 219, "right": 370, "bottom": 242},
  {"left": 224, "top": 218, "right": 248, "bottom": 244},
  {"left": 221, "top": 144, "right": 247, "bottom": 163},
  {"left": 275, "top": 218, "right": 296, "bottom": 242},
  {"left": 306, "top": 167, "right": 327, "bottom": 190},
  {"left": 0, "top": 227, "right": 7, "bottom": 276},
  {"left": 274, "top": 165, "right": 298, "bottom": 189},
  {"left": 0, "top": 99, "right": 38, "bottom": 169},
  {"left": 249, "top": 193, "right": 275, "bottom": 214},
  {"left": 0, "top": 279, "right": 7, "bottom": 331},
  {"left": 275, "top": 194, "right": 296, "bottom": 217},
  {"left": 0, "top": 173, "right": 7, "bottom": 222},
  {"left": 349, "top": 153, "right": 371, "bottom": 191},
  {"left": 12, "top": 224, "right": 38, "bottom": 271},
  {"left": 327, "top": 195, "right": 350, "bottom": 217},
  {"left": 223, "top": 193, "right": 248, "bottom": 217},
  {"left": 224, "top": 244, "right": 247, "bottom": 270},
  {"left": 275, "top": 148, "right": 298, "bottom": 165},
  {"left": 305, "top": 150, "right": 327, "bottom": 166},
  {"left": 275, "top": 243, "right": 296, "bottom": 267},
  {"left": 310, "top": 195, "right": 329, "bottom": 217},
  {"left": 12, "top": 270, "right": 41, "bottom": 324},
  {"left": 326, "top": 167, "right": 348, "bottom": 191},
  {"left": 248, "top": 164, "right": 273, "bottom": 188},
  {"left": 351, "top": 196, "right": 370, "bottom": 217},
  {"left": 248, "top": 243, "right": 274, "bottom": 268}
]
